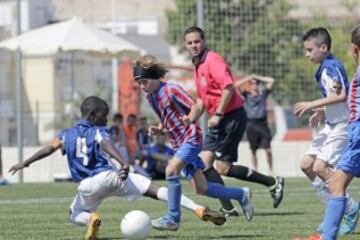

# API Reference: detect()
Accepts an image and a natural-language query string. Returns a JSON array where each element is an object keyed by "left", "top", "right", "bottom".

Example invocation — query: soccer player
[
  {"left": 293, "top": 25, "right": 360, "bottom": 240},
  {"left": 133, "top": 55, "right": 254, "bottom": 231},
  {"left": 293, "top": 27, "right": 359, "bottom": 235},
  {"left": 235, "top": 74, "right": 275, "bottom": 175},
  {"left": 183, "top": 26, "right": 284, "bottom": 213},
  {"left": 8, "top": 96, "right": 226, "bottom": 240}
]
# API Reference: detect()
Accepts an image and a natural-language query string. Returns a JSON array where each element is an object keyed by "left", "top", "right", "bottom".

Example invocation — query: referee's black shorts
[
  {"left": 203, "top": 107, "right": 247, "bottom": 163},
  {"left": 246, "top": 118, "right": 272, "bottom": 151}
]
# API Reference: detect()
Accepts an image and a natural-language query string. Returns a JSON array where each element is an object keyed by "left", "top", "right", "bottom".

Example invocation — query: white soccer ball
[{"left": 120, "top": 210, "right": 152, "bottom": 240}]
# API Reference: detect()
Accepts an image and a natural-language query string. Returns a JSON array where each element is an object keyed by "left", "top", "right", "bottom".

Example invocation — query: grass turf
[{"left": 1, "top": 178, "right": 360, "bottom": 240}]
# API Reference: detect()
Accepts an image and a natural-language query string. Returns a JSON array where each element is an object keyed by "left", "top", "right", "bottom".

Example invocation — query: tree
[{"left": 166, "top": 0, "right": 308, "bottom": 105}]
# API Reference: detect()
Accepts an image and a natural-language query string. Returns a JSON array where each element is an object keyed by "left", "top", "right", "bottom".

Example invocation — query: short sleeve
[
  {"left": 323, "top": 66, "right": 346, "bottom": 93},
  {"left": 95, "top": 127, "right": 110, "bottom": 143},
  {"left": 57, "top": 130, "right": 66, "bottom": 155}
]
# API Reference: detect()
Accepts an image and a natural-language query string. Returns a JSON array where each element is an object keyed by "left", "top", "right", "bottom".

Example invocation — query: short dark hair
[
  {"left": 351, "top": 25, "right": 360, "bottom": 48},
  {"left": 80, "top": 96, "right": 109, "bottom": 118},
  {"left": 184, "top": 26, "right": 205, "bottom": 39},
  {"left": 302, "top": 27, "right": 332, "bottom": 50},
  {"left": 113, "top": 113, "right": 123, "bottom": 122}
]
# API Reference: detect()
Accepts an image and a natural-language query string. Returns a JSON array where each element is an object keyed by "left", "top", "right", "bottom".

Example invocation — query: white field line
[{"left": 2, "top": 185, "right": 360, "bottom": 205}]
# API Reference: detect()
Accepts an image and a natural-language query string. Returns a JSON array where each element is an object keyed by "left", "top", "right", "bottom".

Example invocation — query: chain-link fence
[{"left": 166, "top": 0, "right": 359, "bottom": 106}]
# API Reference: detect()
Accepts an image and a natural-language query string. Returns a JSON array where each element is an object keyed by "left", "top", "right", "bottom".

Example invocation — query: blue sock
[
  {"left": 166, "top": 176, "right": 181, "bottom": 223},
  {"left": 323, "top": 197, "right": 347, "bottom": 240},
  {"left": 205, "top": 182, "right": 244, "bottom": 201}
]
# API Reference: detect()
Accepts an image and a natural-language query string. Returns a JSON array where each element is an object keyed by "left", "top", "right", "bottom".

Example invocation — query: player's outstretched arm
[
  {"left": 8, "top": 139, "right": 62, "bottom": 175},
  {"left": 293, "top": 88, "right": 347, "bottom": 117},
  {"left": 100, "top": 139, "right": 129, "bottom": 179}
]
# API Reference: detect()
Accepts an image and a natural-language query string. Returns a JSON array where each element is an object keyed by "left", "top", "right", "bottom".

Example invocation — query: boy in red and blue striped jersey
[{"left": 134, "top": 55, "right": 254, "bottom": 231}]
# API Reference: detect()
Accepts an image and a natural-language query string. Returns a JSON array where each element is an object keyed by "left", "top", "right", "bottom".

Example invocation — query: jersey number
[{"left": 76, "top": 137, "right": 89, "bottom": 166}]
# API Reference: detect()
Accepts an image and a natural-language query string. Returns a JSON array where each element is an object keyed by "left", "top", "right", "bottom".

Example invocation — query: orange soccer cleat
[
  {"left": 293, "top": 233, "right": 323, "bottom": 240},
  {"left": 85, "top": 212, "right": 101, "bottom": 240}
]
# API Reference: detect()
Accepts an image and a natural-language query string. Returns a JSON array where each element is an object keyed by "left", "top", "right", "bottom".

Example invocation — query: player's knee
[
  {"left": 312, "top": 159, "right": 328, "bottom": 176},
  {"left": 300, "top": 157, "right": 313, "bottom": 173},
  {"left": 215, "top": 163, "right": 230, "bottom": 175},
  {"left": 194, "top": 183, "right": 207, "bottom": 195}
]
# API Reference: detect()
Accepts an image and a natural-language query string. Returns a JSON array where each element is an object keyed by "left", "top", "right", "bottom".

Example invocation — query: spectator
[
  {"left": 146, "top": 133, "right": 174, "bottom": 179},
  {"left": 108, "top": 113, "right": 129, "bottom": 162},
  {"left": 124, "top": 114, "right": 138, "bottom": 162},
  {"left": 136, "top": 116, "right": 152, "bottom": 162},
  {"left": 235, "top": 74, "right": 275, "bottom": 175}
]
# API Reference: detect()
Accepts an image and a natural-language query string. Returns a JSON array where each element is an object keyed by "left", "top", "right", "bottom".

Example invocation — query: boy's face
[
  {"left": 303, "top": 39, "right": 328, "bottom": 64},
  {"left": 249, "top": 79, "right": 260, "bottom": 91},
  {"left": 184, "top": 32, "right": 206, "bottom": 58},
  {"left": 137, "top": 78, "right": 160, "bottom": 94}
]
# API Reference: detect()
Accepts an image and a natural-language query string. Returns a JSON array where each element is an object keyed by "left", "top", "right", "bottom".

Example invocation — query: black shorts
[
  {"left": 203, "top": 107, "right": 247, "bottom": 163},
  {"left": 246, "top": 119, "right": 272, "bottom": 151}
]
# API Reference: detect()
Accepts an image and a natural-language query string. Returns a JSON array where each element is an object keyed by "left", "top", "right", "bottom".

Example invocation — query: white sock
[
  {"left": 156, "top": 186, "right": 202, "bottom": 212},
  {"left": 69, "top": 211, "right": 91, "bottom": 226},
  {"left": 311, "top": 176, "right": 331, "bottom": 204}
]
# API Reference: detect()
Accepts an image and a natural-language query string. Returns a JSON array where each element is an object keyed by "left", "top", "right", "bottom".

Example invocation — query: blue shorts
[
  {"left": 336, "top": 121, "right": 360, "bottom": 177},
  {"left": 175, "top": 143, "right": 205, "bottom": 180}
]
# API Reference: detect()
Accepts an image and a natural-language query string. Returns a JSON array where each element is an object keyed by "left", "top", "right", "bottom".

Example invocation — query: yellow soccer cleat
[
  {"left": 85, "top": 212, "right": 101, "bottom": 240},
  {"left": 195, "top": 207, "right": 226, "bottom": 226}
]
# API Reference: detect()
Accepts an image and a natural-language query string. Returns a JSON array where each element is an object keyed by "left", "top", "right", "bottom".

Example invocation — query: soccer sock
[
  {"left": 204, "top": 167, "right": 235, "bottom": 210},
  {"left": 344, "top": 192, "right": 358, "bottom": 214},
  {"left": 226, "top": 165, "right": 276, "bottom": 187},
  {"left": 69, "top": 211, "right": 91, "bottom": 226},
  {"left": 167, "top": 176, "right": 182, "bottom": 223},
  {"left": 205, "top": 182, "right": 244, "bottom": 201},
  {"left": 322, "top": 197, "right": 347, "bottom": 240},
  {"left": 311, "top": 176, "right": 330, "bottom": 204},
  {"left": 156, "top": 186, "right": 202, "bottom": 212}
]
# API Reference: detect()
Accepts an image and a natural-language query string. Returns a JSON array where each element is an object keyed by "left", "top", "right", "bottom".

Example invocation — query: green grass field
[{"left": 1, "top": 178, "right": 360, "bottom": 240}]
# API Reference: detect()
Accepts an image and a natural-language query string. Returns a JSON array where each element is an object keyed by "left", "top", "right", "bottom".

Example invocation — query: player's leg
[
  {"left": 201, "top": 139, "right": 237, "bottom": 215},
  {"left": 143, "top": 181, "right": 226, "bottom": 225},
  {"left": 151, "top": 156, "right": 184, "bottom": 231},
  {"left": 322, "top": 170, "right": 353, "bottom": 240},
  {"left": 69, "top": 171, "right": 118, "bottom": 240},
  {"left": 213, "top": 107, "right": 284, "bottom": 208},
  {"left": 190, "top": 168, "right": 254, "bottom": 221},
  {"left": 314, "top": 123, "right": 360, "bottom": 235}
]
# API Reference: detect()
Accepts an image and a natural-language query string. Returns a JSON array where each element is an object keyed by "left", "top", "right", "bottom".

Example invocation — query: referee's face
[{"left": 184, "top": 32, "right": 206, "bottom": 58}]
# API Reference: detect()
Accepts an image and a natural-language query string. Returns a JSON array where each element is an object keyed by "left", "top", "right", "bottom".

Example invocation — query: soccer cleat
[
  {"left": 195, "top": 207, "right": 226, "bottom": 226},
  {"left": 269, "top": 176, "right": 285, "bottom": 208},
  {"left": 151, "top": 216, "right": 179, "bottom": 231},
  {"left": 315, "top": 222, "right": 323, "bottom": 233},
  {"left": 85, "top": 212, "right": 101, "bottom": 240},
  {"left": 339, "top": 202, "right": 360, "bottom": 235},
  {"left": 293, "top": 233, "right": 323, "bottom": 240},
  {"left": 238, "top": 187, "right": 254, "bottom": 221},
  {"left": 220, "top": 207, "right": 240, "bottom": 217},
  {"left": 0, "top": 178, "right": 10, "bottom": 186}
]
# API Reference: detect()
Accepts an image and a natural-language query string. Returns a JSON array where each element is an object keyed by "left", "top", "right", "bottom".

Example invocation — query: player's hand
[
  {"left": 8, "top": 163, "right": 26, "bottom": 175},
  {"left": 148, "top": 125, "right": 162, "bottom": 136},
  {"left": 208, "top": 115, "right": 221, "bottom": 128},
  {"left": 180, "top": 115, "right": 192, "bottom": 125},
  {"left": 117, "top": 165, "right": 129, "bottom": 180},
  {"left": 308, "top": 109, "right": 325, "bottom": 128},
  {"left": 293, "top": 101, "right": 312, "bottom": 117}
]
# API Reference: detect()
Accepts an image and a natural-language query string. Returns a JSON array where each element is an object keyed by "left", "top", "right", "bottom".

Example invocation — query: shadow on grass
[
  {"left": 99, "top": 234, "right": 266, "bottom": 239},
  {"left": 255, "top": 211, "right": 305, "bottom": 217}
]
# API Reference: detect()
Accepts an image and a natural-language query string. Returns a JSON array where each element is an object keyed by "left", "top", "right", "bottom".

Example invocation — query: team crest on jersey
[{"left": 200, "top": 76, "right": 207, "bottom": 88}]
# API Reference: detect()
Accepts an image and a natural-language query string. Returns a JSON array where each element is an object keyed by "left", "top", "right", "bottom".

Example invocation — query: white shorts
[
  {"left": 70, "top": 171, "right": 151, "bottom": 213},
  {"left": 305, "top": 122, "right": 348, "bottom": 166}
]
